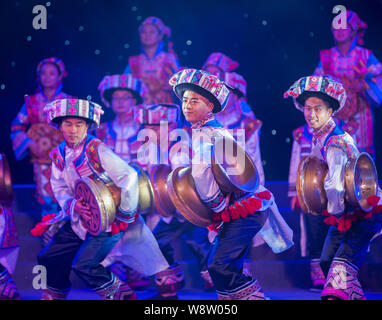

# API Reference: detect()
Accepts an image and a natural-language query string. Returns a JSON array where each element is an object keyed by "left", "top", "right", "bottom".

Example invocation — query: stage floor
[{"left": 17, "top": 287, "right": 382, "bottom": 300}]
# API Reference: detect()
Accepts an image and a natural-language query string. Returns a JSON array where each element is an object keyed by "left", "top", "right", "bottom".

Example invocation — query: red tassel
[
  {"left": 111, "top": 222, "right": 120, "bottom": 235},
  {"left": 337, "top": 214, "right": 353, "bottom": 232},
  {"left": 247, "top": 196, "right": 262, "bottom": 213},
  {"left": 363, "top": 210, "right": 374, "bottom": 219},
  {"left": 41, "top": 213, "right": 56, "bottom": 222},
  {"left": 254, "top": 191, "right": 271, "bottom": 200},
  {"left": 119, "top": 222, "right": 129, "bottom": 231},
  {"left": 367, "top": 195, "right": 380, "bottom": 207},
  {"left": 30, "top": 222, "right": 49, "bottom": 237},
  {"left": 321, "top": 209, "right": 330, "bottom": 217},
  {"left": 229, "top": 206, "right": 240, "bottom": 220},
  {"left": 323, "top": 215, "right": 339, "bottom": 226},
  {"left": 221, "top": 209, "right": 231, "bottom": 222},
  {"left": 235, "top": 202, "right": 249, "bottom": 218}
]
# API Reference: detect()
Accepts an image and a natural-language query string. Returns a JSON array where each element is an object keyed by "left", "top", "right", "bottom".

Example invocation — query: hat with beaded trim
[
  {"left": 97, "top": 74, "right": 148, "bottom": 107},
  {"left": 169, "top": 68, "right": 230, "bottom": 113},
  {"left": 284, "top": 75, "right": 346, "bottom": 114},
  {"left": 44, "top": 98, "right": 104, "bottom": 129},
  {"left": 224, "top": 72, "right": 247, "bottom": 98},
  {"left": 37, "top": 57, "right": 68, "bottom": 77},
  {"left": 134, "top": 103, "right": 180, "bottom": 125}
]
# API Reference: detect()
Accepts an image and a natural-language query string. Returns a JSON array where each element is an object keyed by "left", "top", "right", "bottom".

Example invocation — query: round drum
[
  {"left": 129, "top": 162, "right": 155, "bottom": 216},
  {"left": 345, "top": 152, "right": 378, "bottom": 212},
  {"left": 74, "top": 177, "right": 119, "bottom": 236},
  {"left": 296, "top": 156, "right": 328, "bottom": 215},
  {"left": 167, "top": 166, "right": 213, "bottom": 227},
  {"left": 0, "top": 153, "right": 14, "bottom": 203},
  {"left": 27, "top": 123, "right": 64, "bottom": 162},
  {"left": 149, "top": 164, "right": 177, "bottom": 217},
  {"left": 211, "top": 135, "right": 259, "bottom": 194}
]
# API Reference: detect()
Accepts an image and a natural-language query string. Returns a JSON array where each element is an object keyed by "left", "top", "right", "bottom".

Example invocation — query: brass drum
[
  {"left": 27, "top": 123, "right": 64, "bottom": 162},
  {"left": 149, "top": 164, "right": 177, "bottom": 217},
  {"left": 74, "top": 175, "right": 120, "bottom": 236},
  {"left": 129, "top": 162, "right": 155, "bottom": 216},
  {"left": 296, "top": 156, "right": 328, "bottom": 215},
  {"left": 167, "top": 166, "right": 213, "bottom": 227},
  {"left": 345, "top": 152, "right": 378, "bottom": 212},
  {"left": 0, "top": 154, "right": 14, "bottom": 203},
  {"left": 211, "top": 135, "right": 259, "bottom": 193}
]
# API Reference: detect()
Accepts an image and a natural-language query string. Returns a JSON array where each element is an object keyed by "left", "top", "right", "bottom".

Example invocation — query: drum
[
  {"left": 345, "top": 152, "right": 378, "bottom": 212},
  {"left": 167, "top": 166, "right": 213, "bottom": 227},
  {"left": 149, "top": 164, "right": 177, "bottom": 217},
  {"left": 74, "top": 175, "right": 120, "bottom": 236},
  {"left": 27, "top": 123, "right": 64, "bottom": 162},
  {"left": 129, "top": 162, "right": 155, "bottom": 216},
  {"left": 211, "top": 135, "right": 259, "bottom": 194},
  {"left": 296, "top": 156, "right": 328, "bottom": 215},
  {"left": 0, "top": 154, "right": 14, "bottom": 203}
]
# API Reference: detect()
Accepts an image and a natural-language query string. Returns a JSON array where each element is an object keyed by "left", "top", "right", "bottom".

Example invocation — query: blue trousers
[{"left": 37, "top": 221, "right": 123, "bottom": 291}]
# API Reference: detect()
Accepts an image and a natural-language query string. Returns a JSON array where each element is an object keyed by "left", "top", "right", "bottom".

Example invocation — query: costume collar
[
  {"left": 190, "top": 113, "right": 215, "bottom": 129},
  {"left": 312, "top": 117, "right": 336, "bottom": 146}
]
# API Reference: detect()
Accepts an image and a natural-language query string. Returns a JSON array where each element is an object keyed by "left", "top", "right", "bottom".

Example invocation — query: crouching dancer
[
  {"left": 169, "top": 69, "right": 294, "bottom": 300},
  {"left": 35, "top": 98, "right": 145, "bottom": 300}
]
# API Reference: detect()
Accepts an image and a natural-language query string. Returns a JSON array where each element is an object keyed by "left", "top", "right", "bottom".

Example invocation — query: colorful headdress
[
  {"left": 37, "top": 57, "right": 67, "bottom": 77},
  {"left": 139, "top": 16, "right": 171, "bottom": 38},
  {"left": 346, "top": 10, "right": 368, "bottom": 45},
  {"left": 44, "top": 98, "right": 104, "bottom": 129},
  {"left": 134, "top": 103, "right": 180, "bottom": 125},
  {"left": 284, "top": 75, "right": 346, "bottom": 113},
  {"left": 202, "top": 52, "right": 239, "bottom": 74},
  {"left": 224, "top": 72, "right": 247, "bottom": 97},
  {"left": 169, "top": 68, "right": 230, "bottom": 113},
  {"left": 97, "top": 74, "right": 148, "bottom": 107}
]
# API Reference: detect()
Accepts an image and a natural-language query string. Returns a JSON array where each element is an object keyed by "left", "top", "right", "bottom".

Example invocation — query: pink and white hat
[
  {"left": 44, "top": 98, "right": 104, "bottom": 129},
  {"left": 224, "top": 72, "right": 247, "bottom": 98},
  {"left": 169, "top": 68, "right": 230, "bottom": 113},
  {"left": 134, "top": 103, "right": 180, "bottom": 125},
  {"left": 97, "top": 74, "right": 148, "bottom": 107}
]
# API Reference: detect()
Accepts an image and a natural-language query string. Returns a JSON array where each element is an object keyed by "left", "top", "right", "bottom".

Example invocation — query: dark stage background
[{"left": 1, "top": 0, "right": 381, "bottom": 184}]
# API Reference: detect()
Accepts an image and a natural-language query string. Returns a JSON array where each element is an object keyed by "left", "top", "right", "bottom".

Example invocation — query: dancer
[
  {"left": 285, "top": 75, "right": 382, "bottom": 300},
  {"left": 314, "top": 10, "right": 382, "bottom": 156},
  {"left": 135, "top": 103, "right": 213, "bottom": 299},
  {"left": 10, "top": 57, "right": 74, "bottom": 244},
  {"left": 35, "top": 98, "right": 166, "bottom": 300},
  {"left": 124, "top": 16, "right": 180, "bottom": 104},
  {"left": 169, "top": 68, "right": 293, "bottom": 300}
]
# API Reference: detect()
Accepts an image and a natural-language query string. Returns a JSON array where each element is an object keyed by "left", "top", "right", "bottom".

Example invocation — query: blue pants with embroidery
[
  {"left": 37, "top": 221, "right": 123, "bottom": 292},
  {"left": 207, "top": 208, "right": 268, "bottom": 292},
  {"left": 320, "top": 213, "right": 382, "bottom": 276}
]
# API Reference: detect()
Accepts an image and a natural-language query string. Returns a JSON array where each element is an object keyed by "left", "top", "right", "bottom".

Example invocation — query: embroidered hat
[
  {"left": 337, "top": 10, "right": 368, "bottom": 45},
  {"left": 134, "top": 103, "right": 180, "bottom": 125},
  {"left": 284, "top": 75, "right": 346, "bottom": 113},
  {"left": 169, "top": 68, "right": 230, "bottom": 113},
  {"left": 202, "top": 52, "right": 239, "bottom": 74},
  {"left": 44, "top": 98, "right": 104, "bottom": 129},
  {"left": 97, "top": 74, "right": 148, "bottom": 107},
  {"left": 224, "top": 72, "right": 247, "bottom": 98},
  {"left": 37, "top": 57, "right": 68, "bottom": 77},
  {"left": 139, "top": 16, "right": 171, "bottom": 38}
]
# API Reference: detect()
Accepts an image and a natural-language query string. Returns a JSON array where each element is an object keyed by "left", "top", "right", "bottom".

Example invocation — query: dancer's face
[
  {"left": 39, "top": 63, "right": 62, "bottom": 89},
  {"left": 111, "top": 89, "right": 136, "bottom": 115},
  {"left": 182, "top": 90, "right": 214, "bottom": 124},
  {"left": 332, "top": 25, "right": 355, "bottom": 44},
  {"left": 60, "top": 117, "right": 89, "bottom": 147},
  {"left": 140, "top": 24, "right": 163, "bottom": 47},
  {"left": 303, "top": 97, "right": 333, "bottom": 131}
]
